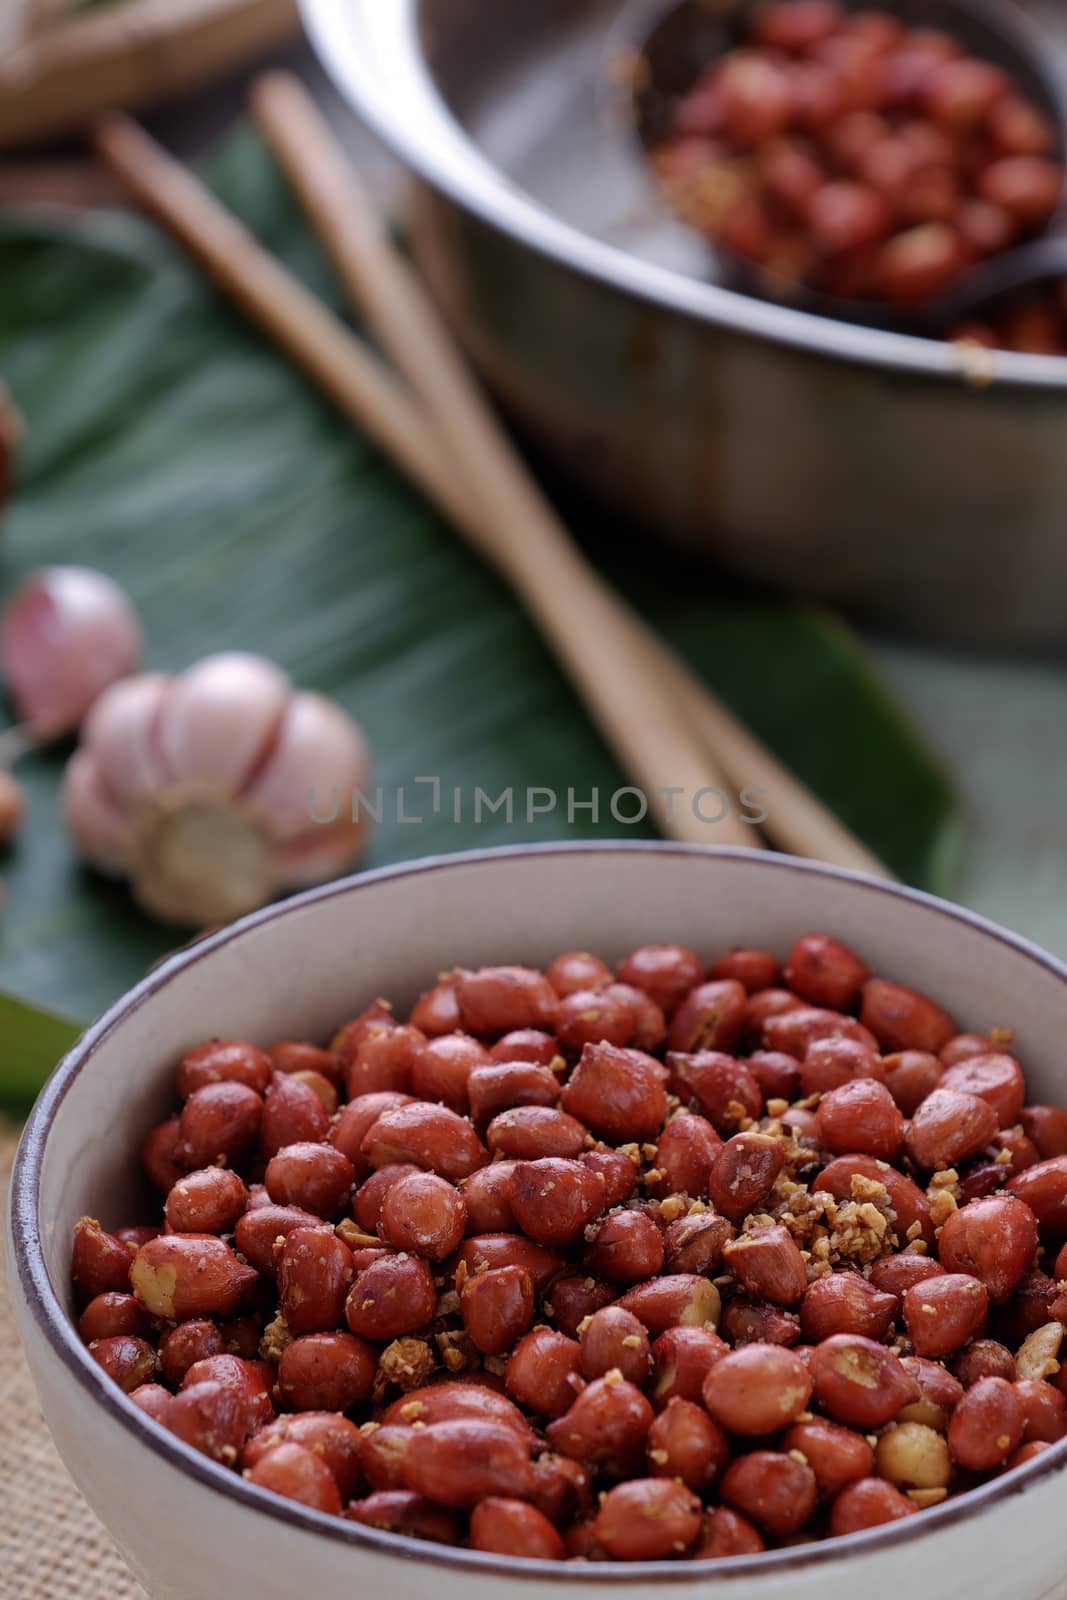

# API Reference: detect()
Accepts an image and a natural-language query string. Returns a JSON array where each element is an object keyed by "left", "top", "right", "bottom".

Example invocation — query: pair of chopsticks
[{"left": 94, "top": 78, "right": 889, "bottom": 876}]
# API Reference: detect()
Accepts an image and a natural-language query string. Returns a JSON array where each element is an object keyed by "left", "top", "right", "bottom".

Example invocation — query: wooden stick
[
  {"left": 0, "top": 0, "right": 301, "bottom": 149},
  {"left": 251, "top": 74, "right": 891, "bottom": 879},
  {"left": 95, "top": 113, "right": 756, "bottom": 850}
]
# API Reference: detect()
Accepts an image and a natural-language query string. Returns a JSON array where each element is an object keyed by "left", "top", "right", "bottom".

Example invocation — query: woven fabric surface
[{"left": 0, "top": 1124, "right": 146, "bottom": 1600}]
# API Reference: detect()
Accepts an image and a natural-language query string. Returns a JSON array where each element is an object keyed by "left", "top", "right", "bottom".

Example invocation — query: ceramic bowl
[{"left": 9, "top": 842, "right": 1067, "bottom": 1600}]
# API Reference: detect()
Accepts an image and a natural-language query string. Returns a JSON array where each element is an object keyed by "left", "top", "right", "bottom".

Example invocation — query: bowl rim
[
  {"left": 299, "top": 0, "right": 1067, "bottom": 390},
  {"left": 11, "top": 840, "right": 1067, "bottom": 1582}
]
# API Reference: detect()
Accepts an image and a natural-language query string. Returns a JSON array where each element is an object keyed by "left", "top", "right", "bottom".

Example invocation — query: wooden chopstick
[
  {"left": 249, "top": 75, "right": 891, "bottom": 880},
  {"left": 96, "top": 104, "right": 889, "bottom": 875},
  {"left": 94, "top": 112, "right": 755, "bottom": 851},
  {"left": 0, "top": 0, "right": 300, "bottom": 149}
]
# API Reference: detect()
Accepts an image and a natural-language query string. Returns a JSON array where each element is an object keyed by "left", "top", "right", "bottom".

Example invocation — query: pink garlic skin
[
  {"left": 62, "top": 653, "right": 371, "bottom": 924},
  {"left": 1, "top": 566, "right": 143, "bottom": 738}
]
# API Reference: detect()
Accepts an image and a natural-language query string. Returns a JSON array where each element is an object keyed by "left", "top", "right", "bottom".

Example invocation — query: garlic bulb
[
  {"left": 62, "top": 652, "right": 371, "bottom": 927},
  {"left": 2, "top": 566, "right": 143, "bottom": 739}
]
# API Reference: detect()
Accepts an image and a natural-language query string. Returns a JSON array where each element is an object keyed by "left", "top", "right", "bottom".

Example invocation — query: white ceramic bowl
[{"left": 9, "top": 843, "right": 1067, "bottom": 1600}]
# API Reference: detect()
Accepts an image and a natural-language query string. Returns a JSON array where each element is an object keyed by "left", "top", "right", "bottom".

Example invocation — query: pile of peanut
[{"left": 72, "top": 936, "right": 1067, "bottom": 1561}]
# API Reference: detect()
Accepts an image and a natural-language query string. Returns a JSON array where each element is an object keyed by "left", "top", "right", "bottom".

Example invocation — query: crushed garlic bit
[{"left": 379, "top": 1337, "right": 435, "bottom": 1392}]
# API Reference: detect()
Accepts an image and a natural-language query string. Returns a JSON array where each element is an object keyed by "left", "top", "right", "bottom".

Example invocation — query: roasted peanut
[
  {"left": 948, "top": 1376, "right": 1024, "bottom": 1469},
  {"left": 861, "top": 979, "right": 955, "bottom": 1054},
  {"left": 468, "top": 1064, "right": 560, "bottom": 1128},
  {"left": 132, "top": 1235, "right": 256, "bottom": 1320},
  {"left": 710, "top": 948, "right": 781, "bottom": 993},
  {"left": 829, "top": 1477, "right": 918, "bottom": 1535},
  {"left": 723, "top": 1224, "right": 808, "bottom": 1305},
  {"left": 800, "top": 1272, "right": 897, "bottom": 1343},
  {"left": 379, "top": 1171, "right": 466, "bottom": 1258},
  {"left": 720, "top": 1450, "right": 817, "bottom": 1537},
  {"left": 410, "top": 1032, "right": 487, "bottom": 1112},
  {"left": 670, "top": 1050, "right": 762, "bottom": 1135},
  {"left": 560, "top": 1042, "right": 667, "bottom": 1142},
  {"left": 617, "top": 945, "right": 704, "bottom": 1016},
  {"left": 277, "top": 1332, "right": 377, "bottom": 1412},
  {"left": 329, "top": 1091, "right": 412, "bottom": 1172},
  {"left": 903, "top": 1273, "right": 988, "bottom": 1358},
  {"left": 260, "top": 1072, "right": 330, "bottom": 1160},
  {"left": 72, "top": 1218, "right": 135, "bottom": 1300},
  {"left": 489, "top": 1028, "right": 561, "bottom": 1066},
  {"left": 347, "top": 1023, "right": 426, "bottom": 1099},
  {"left": 664, "top": 1213, "right": 734, "bottom": 1277},
  {"left": 708, "top": 1131, "right": 784, "bottom": 1220},
  {"left": 470, "top": 1499, "right": 565, "bottom": 1559},
  {"left": 647, "top": 1396, "right": 729, "bottom": 1489},
  {"left": 461, "top": 1264, "right": 535, "bottom": 1356},
  {"left": 781, "top": 1418, "right": 874, "bottom": 1498},
  {"left": 78, "top": 1292, "right": 150, "bottom": 1345},
  {"left": 264, "top": 1143, "right": 355, "bottom": 1219},
  {"left": 361, "top": 1101, "right": 487, "bottom": 1181},
  {"left": 409, "top": 981, "right": 462, "bottom": 1039},
  {"left": 938, "top": 1195, "right": 1038, "bottom": 1303},
  {"left": 487, "top": 1106, "right": 587, "bottom": 1160},
  {"left": 455, "top": 966, "right": 558, "bottom": 1038},
  {"left": 546, "top": 1376, "right": 653, "bottom": 1476},
  {"left": 816, "top": 1078, "right": 904, "bottom": 1160},
  {"left": 245, "top": 1440, "right": 343, "bottom": 1515},
  {"left": 506, "top": 1327, "right": 584, "bottom": 1418},
  {"left": 545, "top": 951, "right": 613, "bottom": 997},
  {"left": 702, "top": 1344, "right": 812, "bottom": 1435},
  {"left": 452, "top": 1233, "right": 564, "bottom": 1293},
  {"left": 784, "top": 933, "right": 869, "bottom": 1011},
  {"left": 166, "top": 1378, "right": 253, "bottom": 1463},
  {"left": 459, "top": 1162, "right": 520, "bottom": 1233},
  {"left": 691, "top": 1506, "right": 765, "bottom": 1557},
  {"left": 1008, "top": 1156, "right": 1067, "bottom": 1234},
  {"left": 650, "top": 1326, "right": 728, "bottom": 1408},
  {"left": 579, "top": 1306, "right": 651, "bottom": 1386},
  {"left": 89, "top": 1334, "right": 159, "bottom": 1393},
  {"left": 176, "top": 1081, "right": 262, "bottom": 1169},
  {"left": 594, "top": 1478, "right": 702, "bottom": 1559},
  {"left": 811, "top": 1334, "right": 919, "bottom": 1428},
  {"left": 668, "top": 980, "right": 747, "bottom": 1055},
  {"left": 244, "top": 1412, "right": 365, "bottom": 1499},
  {"left": 617, "top": 1274, "right": 721, "bottom": 1336},
  {"left": 345, "top": 1253, "right": 437, "bottom": 1342},
  {"left": 404, "top": 1419, "right": 533, "bottom": 1506},
  {"left": 653, "top": 1112, "right": 721, "bottom": 1200},
  {"left": 278, "top": 1227, "right": 355, "bottom": 1334},
  {"left": 233, "top": 1204, "right": 330, "bottom": 1279},
  {"left": 178, "top": 1040, "right": 273, "bottom": 1098},
  {"left": 165, "top": 1167, "right": 248, "bottom": 1235},
  {"left": 509, "top": 1158, "right": 605, "bottom": 1247},
  {"left": 583, "top": 1208, "right": 664, "bottom": 1283},
  {"left": 346, "top": 1490, "right": 458, "bottom": 1544}
]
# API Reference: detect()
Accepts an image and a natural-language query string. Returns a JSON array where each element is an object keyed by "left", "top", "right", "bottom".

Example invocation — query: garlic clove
[
  {"left": 157, "top": 653, "right": 290, "bottom": 793},
  {"left": 273, "top": 816, "right": 372, "bottom": 889},
  {"left": 129, "top": 793, "right": 276, "bottom": 928},
  {"left": 242, "top": 691, "right": 370, "bottom": 841},
  {"left": 81, "top": 673, "right": 171, "bottom": 806},
  {"left": 1, "top": 566, "right": 142, "bottom": 738},
  {"left": 61, "top": 749, "right": 131, "bottom": 873},
  {"left": 0, "top": 768, "right": 25, "bottom": 845}
]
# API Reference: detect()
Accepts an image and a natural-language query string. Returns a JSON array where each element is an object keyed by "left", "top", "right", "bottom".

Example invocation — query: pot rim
[
  {"left": 11, "top": 841, "right": 1067, "bottom": 1581},
  {"left": 300, "top": 0, "right": 1067, "bottom": 390}
]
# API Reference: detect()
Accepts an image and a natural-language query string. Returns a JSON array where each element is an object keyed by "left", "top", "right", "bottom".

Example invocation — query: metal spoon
[{"left": 611, "top": 0, "right": 1067, "bottom": 336}]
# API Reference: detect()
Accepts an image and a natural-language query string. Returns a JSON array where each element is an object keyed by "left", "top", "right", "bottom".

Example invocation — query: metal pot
[{"left": 302, "top": 0, "right": 1067, "bottom": 645}]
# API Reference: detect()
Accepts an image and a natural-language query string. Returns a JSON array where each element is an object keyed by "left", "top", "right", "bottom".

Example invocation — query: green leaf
[
  {"left": 0, "top": 123, "right": 958, "bottom": 1101},
  {"left": 0, "top": 989, "right": 82, "bottom": 1114}
]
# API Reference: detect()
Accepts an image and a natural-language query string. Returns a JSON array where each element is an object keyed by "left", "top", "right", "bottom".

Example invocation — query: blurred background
[{"left": 0, "top": 0, "right": 1064, "bottom": 1108}]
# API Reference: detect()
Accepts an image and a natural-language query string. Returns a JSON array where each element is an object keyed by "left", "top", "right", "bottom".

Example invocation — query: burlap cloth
[{"left": 0, "top": 1123, "right": 147, "bottom": 1599}]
